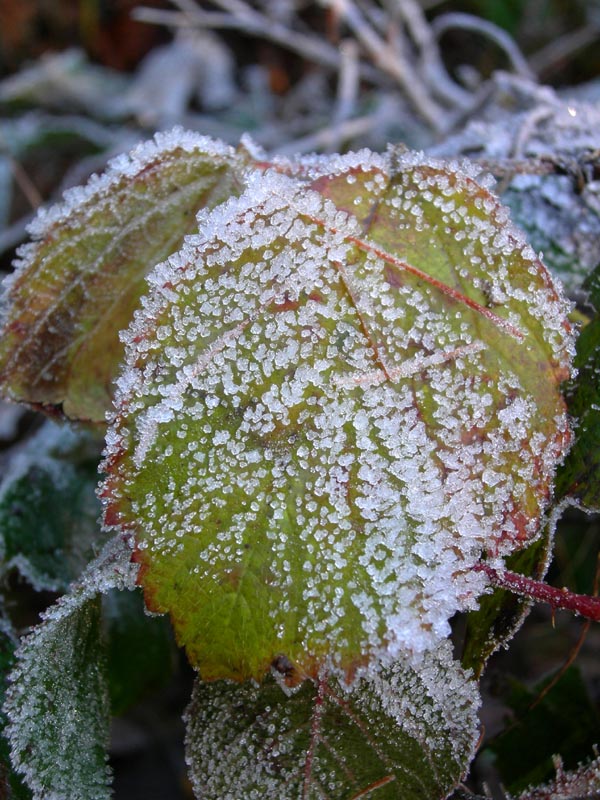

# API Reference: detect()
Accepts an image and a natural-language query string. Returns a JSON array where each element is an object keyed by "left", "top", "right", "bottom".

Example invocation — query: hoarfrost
[
  {"left": 184, "top": 639, "right": 480, "bottom": 800},
  {"left": 101, "top": 148, "right": 573, "bottom": 682},
  {"left": 431, "top": 95, "right": 600, "bottom": 290},
  {"left": 3, "top": 535, "right": 136, "bottom": 800}
]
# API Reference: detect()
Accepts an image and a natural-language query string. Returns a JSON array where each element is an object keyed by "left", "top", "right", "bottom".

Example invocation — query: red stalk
[{"left": 474, "top": 562, "right": 600, "bottom": 622}]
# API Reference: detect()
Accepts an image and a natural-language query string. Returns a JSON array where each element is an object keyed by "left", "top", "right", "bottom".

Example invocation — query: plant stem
[{"left": 475, "top": 563, "right": 600, "bottom": 622}]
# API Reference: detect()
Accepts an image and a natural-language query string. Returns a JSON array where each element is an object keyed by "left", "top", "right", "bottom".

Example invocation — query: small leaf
[
  {"left": 0, "top": 420, "right": 107, "bottom": 591},
  {"left": 0, "top": 129, "right": 244, "bottom": 422},
  {"left": 4, "top": 536, "right": 137, "bottom": 800},
  {"left": 184, "top": 642, "right": 480, "bottom": 800},
  {"left": 101, "top": 149, "right": 573, "bottom": 681},
  {"left": 555, "top": 262, "right": 600, "bottom": 508}
]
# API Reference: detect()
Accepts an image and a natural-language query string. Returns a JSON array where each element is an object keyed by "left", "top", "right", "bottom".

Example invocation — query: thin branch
[
  {"left": 326, "top": 0, "right": 446, "bottom": 129},
  {"left": 332, "top": 39, "right": 360, "bottom": 127},
  {"left": 273, "top": 114, "right": 381, "bottom": 156},
  {"left": 431, "top": 12, "right": 534, "bottom": 80},
  {"left": 529, "top": 23, "right": 600, "bottom": 79},
  {"left": 387, "top": 0, "right": 473, "bottom": 109},
  {"left": 475, "top": 563, "right": 600, "bottom": 622},
  {"left": 132, "top": 4, "right": 383, "bottom": 84}
]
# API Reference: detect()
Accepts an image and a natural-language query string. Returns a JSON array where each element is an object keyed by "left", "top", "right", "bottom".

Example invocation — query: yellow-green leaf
[
  {"left": 101, "top": 149, "right": 573, "bottom": 681},
  {"left": 0, "top": 130, "right": 244, "bottom": 422}
]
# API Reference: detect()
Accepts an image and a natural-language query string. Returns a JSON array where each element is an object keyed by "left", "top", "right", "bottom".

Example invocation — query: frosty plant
[{"left": 0, "top": 129, "right": 598, "bottom": 799}]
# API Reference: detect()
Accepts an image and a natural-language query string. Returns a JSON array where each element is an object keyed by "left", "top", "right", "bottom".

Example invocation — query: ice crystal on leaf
[
  {"left": 4, "top": 535, "right": 136, "bottom": 800},
  {"left": 100, "top": 145, "right": 573, "bottom": 683},
  {"left": 0, "top": 128, "right": 244, "bottom": 422},
  {"left": 184, "top": 640, "right": 480, "bottom": 800}
]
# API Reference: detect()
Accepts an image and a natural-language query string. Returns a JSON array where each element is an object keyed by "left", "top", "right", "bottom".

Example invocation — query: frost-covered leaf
[
  {"left": 0, "top": 129, "right": 244, "bottom": 422},
  {"left": 0, "top": 421, "right": 107, "bottom": 591},
  {"left": 104, "top": 588, "right": 175, "bottom": 715},
  {"left": 431, "top": 99, "right": 600, "bottom": 292},
  {"left": 555, "top": 263, "right": 600, "bottom": 509},
  {"left": 101, "top": 148, "right": 573, "bottom": 681},
  {"left": 4, "top": 535, "right": 136, "bottom": 800},
  {"left": 184, "top": 642, "right": 480, "bottom": 800},
  {"left": 0, "top": 617, "right": 30, "bottom": 800}
]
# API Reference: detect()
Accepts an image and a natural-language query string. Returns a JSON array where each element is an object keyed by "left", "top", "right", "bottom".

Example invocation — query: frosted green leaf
[
  {"left": 184, "top": 641, "right": 480, "bottom": 800},
  {"left": 0, "top": 421, "right": 107, "bottom": 591},
  {"left": 101, "top": 149, "right": 573, "bottom": 681},
  {"left": 4, "top": 536, "right": 136, "bottom": 800},
  {"left": 0, "top": 129, "right": 244, "bottom": 422},
  {"left": 0, "top": 615, "right": 30, "bottom": 800}
]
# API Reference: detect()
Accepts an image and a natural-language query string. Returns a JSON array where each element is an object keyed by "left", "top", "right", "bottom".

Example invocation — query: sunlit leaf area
[{"left": 1, "top": 2, "right": 600, "bottom": 799}]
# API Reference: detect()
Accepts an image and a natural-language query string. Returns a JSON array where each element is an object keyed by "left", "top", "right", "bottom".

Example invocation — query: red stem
[{"left": 474, "top": 563, "right": 600, "bottom": 622}]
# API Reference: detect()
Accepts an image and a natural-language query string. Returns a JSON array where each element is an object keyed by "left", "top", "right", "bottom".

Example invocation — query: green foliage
[
  {"left": 0, "top": 131, "right": 244, "bottom": 422},
  {"left": 185, "top": 642, "right": 479, "bottom": 800},
  {"left": 6, "top": 597, "right": 111, "bottom": 800},
  {"left": 103, "top": 588, "right": 175, "bottom": 715},
  {"left": 555, "top": 262, "right": 600, "bottom": 508},
  {"left": 0, "top": 421, "right": 107, "bottom": 590},
  {"left": 3, "top": 537, "right": 136, "bottom": 799},
  {"left": 488, "top": 667, "right": 600, "bottom": 794},
  {"left": 0, "top": 129, "right": 597, "bottom": 800},
  {"left": 0, "top": 618, "right": 31, "bottom": 800},
  {"left": 101, "top": 147, "right": 571, "bottom": 683},
  {"left": 460, "top": 534, "right": 550, "bottom": 677}
]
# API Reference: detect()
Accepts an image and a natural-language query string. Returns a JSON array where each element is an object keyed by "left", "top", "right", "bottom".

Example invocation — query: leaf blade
[
  {"left": 4, "top": 536, "right": 136, "bottom": 800},
  {"left": 184, "top": 643, "right": 480, "bottom": 800},
  {"left": 0, "top": 130, "right": 244, "bottom": 422},
  {"left": 101, "top": 149, "right": 573, "bottom": 681}
]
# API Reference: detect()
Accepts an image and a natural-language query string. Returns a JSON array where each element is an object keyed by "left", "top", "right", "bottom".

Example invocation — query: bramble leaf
[
  {"left": 0, "top": 129, "right": 244, "bottom": 422},
  {"left": 4, "top": 536, "right": 136, "bottom": 800},
  {"left": 101, "top": 146, "right": 573, "bottom": 682},
  {"left": 0, "top": 421, "right": 107, "bottom": 591},
  {"left": 0, "top": 617, "right": 31, "bottom": 800},
  {"left": 184, "top": 642, "right": 480, "bottom": 800}
]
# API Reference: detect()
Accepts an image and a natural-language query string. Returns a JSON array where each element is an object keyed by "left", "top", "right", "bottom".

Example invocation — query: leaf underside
[
  {"left": 101, "top": 145, "right": 573, "bottom": 682},
  {"left": 184, "top": 642, "right": 480, "bottom": 800},
  {"left": 0, "top": 130, "right": 243, "bottom": 423},
  {"left": 4, "top": 536, "right": 137, "bottom": 800},
  {"left": 0, "top": 421, "right": 106, "bottom": 591}
]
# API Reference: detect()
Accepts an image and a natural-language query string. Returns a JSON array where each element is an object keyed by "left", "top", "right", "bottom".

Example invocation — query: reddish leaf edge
[{"left": 474, "top": 563, "right": 600, "bottom": 622}]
